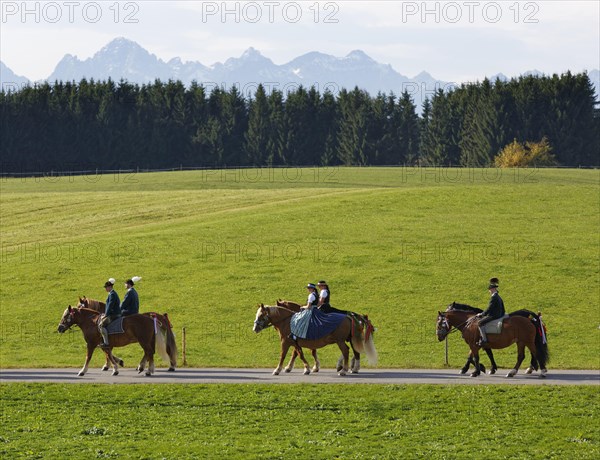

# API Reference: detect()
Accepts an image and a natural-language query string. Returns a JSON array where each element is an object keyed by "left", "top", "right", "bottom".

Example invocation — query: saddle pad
[
  {"left": 482, "top": 315, "right": 509, "bottom": 334},
  {"left": 107, "top": 317, "right": 125, "bottom": 335}
]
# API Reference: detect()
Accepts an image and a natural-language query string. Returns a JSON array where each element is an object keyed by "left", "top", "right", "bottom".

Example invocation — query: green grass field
[
  {"left": 0, "top": 167, "right": 598, "bottom": 369},
  {"left": 1, "top": 383, "right": 598, "bottom": 459}
]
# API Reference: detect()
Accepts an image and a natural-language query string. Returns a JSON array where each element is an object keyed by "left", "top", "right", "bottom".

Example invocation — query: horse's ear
[
  {"left": 452, "top": 301, "right": 455, "bottom": 306},
  {"left": 68, "top": 305, "right": 72, "bottom": 312}
]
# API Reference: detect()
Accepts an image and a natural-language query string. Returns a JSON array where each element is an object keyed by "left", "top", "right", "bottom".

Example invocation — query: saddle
[
  {"left": 482, "top": 315, "right": 509, "bottom": 334},
  {"left": 106, "top": 317, "right": 125, "bottom": 335}
]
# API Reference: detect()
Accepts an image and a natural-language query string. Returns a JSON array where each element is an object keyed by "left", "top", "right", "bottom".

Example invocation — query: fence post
[
  {"left": 182, "top": 327, "right": 187, "bottom": 366},
  {"left": 445, "top": 336, "right": 449, "bottom": 366}
]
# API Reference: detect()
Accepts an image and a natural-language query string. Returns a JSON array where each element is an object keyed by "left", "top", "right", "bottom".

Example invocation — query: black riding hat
[{"left": 488, "top": 277, "right": 499, "bottom": 289}]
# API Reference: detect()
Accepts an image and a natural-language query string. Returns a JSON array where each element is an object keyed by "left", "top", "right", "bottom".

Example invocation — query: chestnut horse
[
  {"left": 77, "top": 297, "right": 177, "bottom": 371},
  {"left": 437, "top": 303, "right": 549, "bottom": 378},
  {"left": 276, "top": 299, "right": 372, "bottom": 373},
  {"left": 274, "top": 300, "right": 321, "bottom": 373},
  {"left": 58, "top": 306, "right": 169, "bottom": 376},
  {"left": 253, "top": 304, "right": 378, "bottom": 376}
]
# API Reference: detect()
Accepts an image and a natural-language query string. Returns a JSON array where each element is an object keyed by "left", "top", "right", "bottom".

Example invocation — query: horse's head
[
  {"left": 436, "top": 311, "right": 450, "bottom": 342},
  {"left": 276, "top": 299, "right": 285, "bottom": 307},
  {"left": 58, "top": 305, "right": 77, "bottom": 333},
  {"left": 253, "top": 304, "right": 270, "bottom": 333},
  {"left": 78, "top": 296, "right": 88, "bottom": 308}
]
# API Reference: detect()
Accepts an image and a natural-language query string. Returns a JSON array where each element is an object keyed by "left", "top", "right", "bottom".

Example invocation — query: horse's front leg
[
  {"left": 484, "top": 348, "right": 497, "bottom": 374},
  {"left": 470, "top": 348, "right": 481, "bottom": 377},
  {"left": 284, "top": 349, "right": 298, "bottom": 373},
  {"left": 311, "top": 349, "right": 320, "bottom": 372},
  {"left": 79, "top": 343, "right": 95, "bottom": 376},
  {"left": 273, "top": 341, "right": 291, "bottom": 375},
  {"left": 460, "top": 354, "right": 473, "bottom": 375}
]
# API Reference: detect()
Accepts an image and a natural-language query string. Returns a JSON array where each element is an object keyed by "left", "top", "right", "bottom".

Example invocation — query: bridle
[
  {"left": 254, "top": 307, "right": 290, "bottom": 331},
  {"left": 437, "top": 312, "right": 476, "bottom": 338}
]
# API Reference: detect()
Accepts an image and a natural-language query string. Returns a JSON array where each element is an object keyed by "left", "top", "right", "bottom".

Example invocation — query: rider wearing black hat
[
  {"left": 99, "top": 278, "right": 121, "bottom": 348},
  {"left": 317, "top": 280, "right": 347, "bottom": 314},
  {"left": 477, "top": 277, "right": 505, "bottom": 346}
]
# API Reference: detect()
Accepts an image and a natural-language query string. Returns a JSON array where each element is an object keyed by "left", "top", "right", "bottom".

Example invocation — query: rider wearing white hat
[{"left": 120, "top": 276, "right": 141, "bottom": 316}]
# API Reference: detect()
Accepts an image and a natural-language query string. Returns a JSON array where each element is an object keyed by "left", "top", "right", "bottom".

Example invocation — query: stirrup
[{"left": 98, "top": 342, "right": 110, "bottom": 349}]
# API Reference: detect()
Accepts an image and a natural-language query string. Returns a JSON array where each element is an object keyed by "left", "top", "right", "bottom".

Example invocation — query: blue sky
[{"left": 1, "top": 0, "right": 598, "bottom": 81}]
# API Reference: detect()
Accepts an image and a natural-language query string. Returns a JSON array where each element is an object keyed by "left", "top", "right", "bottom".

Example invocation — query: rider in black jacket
[{"left": 477, "top": 277, "right": 505, "bottom": 346}]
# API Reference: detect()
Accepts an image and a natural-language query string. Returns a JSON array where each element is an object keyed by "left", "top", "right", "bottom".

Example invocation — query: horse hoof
[
  {"left": 525, "top": 367, "right": 534, "bottom": 374},
  {"left": 470, "top": 372, "right": 480, "bottom": 377},
  {"left": 459, "top": 369, "right": 468, "bottom": 375},
  {"left": 336, "top": 366, "right": 343, "bottom": 372},
  {"left": 272, "top": 370, "right": 280, "bottom": 376},
  {"left": 77, "top": 372, "right": 85, "bottom": 377},
  {"left": 488, "top": 369, "right": 496, "bottom": 375},
  {"left": 118, "top": 360, "right": 125, "bottom": 367},
  {"left": 284, "top": 368, "right": 292, "bottom": 373},
  {"left": 506, "top": 370, "right": 517, "bottom": 378},
  {"left": 303, "top": 369, "right": 311, "bottom": 375},
  {"left": 145, "top": 372, "right": 152, "bottom": 377},
  {"left": 167, "top": 367, "right": 175, "bottom": 372},
  {"left": 350, "top": 369, "right": 359, "bottom": 374},
  {"left": 540, "top": 369, "right": 548, "bottom": 378},
  {"left": 338, "top": 370, "right": 347, "bottom": 376},
  {"left": 138, "top": 369, "right": 144, "bottom": 374},
  {"left": 112, "top": 371, "right": 119, "bottom": 376},
  {"left": 101, "top": 366, "right": 109, "bottom": 372},
  {"left": 312, "top": 367, "right": 319, "bottom": 373}
]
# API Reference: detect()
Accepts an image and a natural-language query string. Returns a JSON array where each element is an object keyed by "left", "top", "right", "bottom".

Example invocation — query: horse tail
[
  {"left": 532, "top": 311, "right": 550, "bottom": 369},
  {"left": 351, "top": 316, "right": 378, "bottom": 366},
  {"left": 155, "top": 321, "right": 171, "bottom": 364},
  {"left": 164, "top": 313, "right": 178, "bottom": 369}
]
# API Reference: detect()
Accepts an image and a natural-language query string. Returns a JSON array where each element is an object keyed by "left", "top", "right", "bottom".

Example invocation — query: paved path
[{"left": 1, "top": 368, "right": 598, "bottom": 385}]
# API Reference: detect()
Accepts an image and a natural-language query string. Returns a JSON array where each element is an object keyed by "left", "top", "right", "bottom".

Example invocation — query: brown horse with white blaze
[
  {"left": 437, "top": 304, "right": 549, "bottom": 378},
  {"left": 58, "top": 306, "right": 169, "bottom": 376},
  {"left": 77, "top": 297, "right": 177, "bottom": 371},
  {"left": 253, "top": 304, "right": 377, "bottom": 376}
]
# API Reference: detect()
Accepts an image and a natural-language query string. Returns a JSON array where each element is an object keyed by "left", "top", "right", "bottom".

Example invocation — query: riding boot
[
  {"left": 99, "top": 327, "right": 110, "bottom": 348},
  {"left": 478, "top": 327, "right": 488, "bottom": 346}
]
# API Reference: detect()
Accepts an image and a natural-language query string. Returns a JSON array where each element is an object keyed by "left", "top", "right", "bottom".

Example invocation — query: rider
[
  {"left": 289, "top": 283, "right": 319, "bottom": 339},
  {"left": 317, "top": 280, "right": 346, "bottom": 314},
  {"left": 477, "top": 277, "right": 505, "bottom": 346},
  {"left": 120, "top": 277, "right": 140, "bottom": 316},
  {"left": 99, "top": 278, "right": 121, "bottom": 348}
]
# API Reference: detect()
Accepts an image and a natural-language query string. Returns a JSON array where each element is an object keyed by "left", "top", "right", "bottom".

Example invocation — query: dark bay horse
[
  {"left": 443, "top": 302, "right": 501, "bottom": 375},
  {"left": 253, "top": 304, "right": 378, "bottom": 376},
  {"left": 78, "top": 297, "right": 177, "bottom": 371},
  {"left": 58, "top": 306, "right": 168, "bottom": 376},
  {"left": 277, "top": 299, "right": 373, "bottom": 373},
  {"left": 437, "top": 303, "right": 549, "bottom": 378}
]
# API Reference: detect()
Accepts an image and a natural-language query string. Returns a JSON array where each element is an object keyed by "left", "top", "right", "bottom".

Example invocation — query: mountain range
[{"left": 1, "top": 37, "right": 598, "bottom": 109}]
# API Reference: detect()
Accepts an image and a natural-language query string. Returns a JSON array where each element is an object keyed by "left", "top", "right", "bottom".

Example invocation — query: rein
[{"left": 442, "top": 313, "right": 477, "bottom": 336}]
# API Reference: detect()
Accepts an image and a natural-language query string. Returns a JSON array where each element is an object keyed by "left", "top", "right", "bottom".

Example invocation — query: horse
[
  {"left": 253, "top": 304, "right": 378, "bottom": 376},
  {"left": 77, "top": 297, "right": 177, "bottom": 372},
  {"left": 274, "top": 300, "right": 321, "bottom": 373},
  {"left": 436, "top": 303, "right": 549, "bottom": 378},
  {"left": 277, "top": 299, "right": 373, "bottom": 373},
  {"left": 441, "top": 302, "right": 502, "bottom": 375},
  {"left": 58, "top": 306, "right": 170, "bottom": 377}
]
